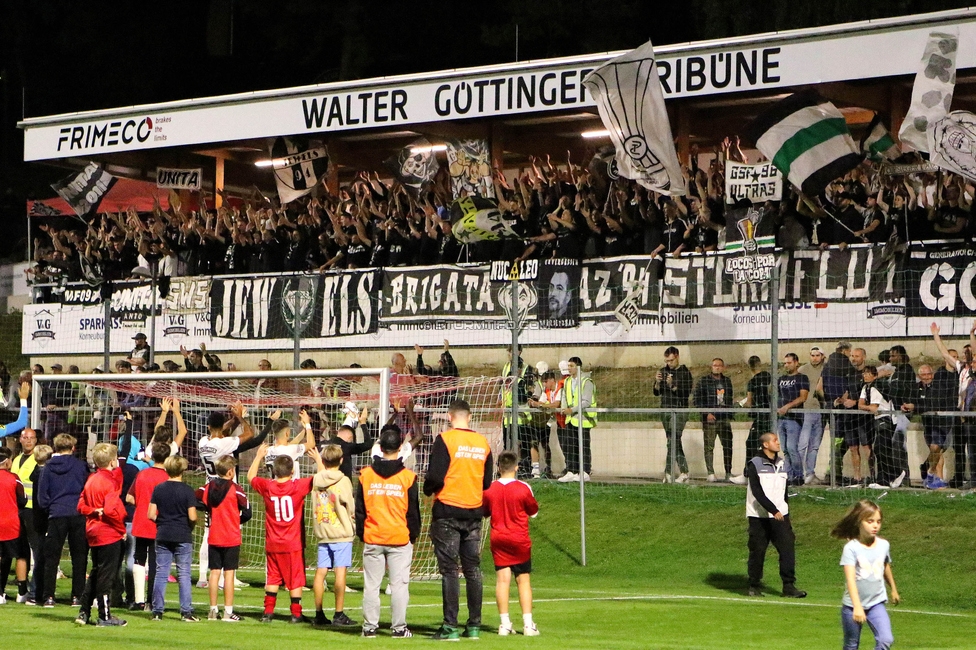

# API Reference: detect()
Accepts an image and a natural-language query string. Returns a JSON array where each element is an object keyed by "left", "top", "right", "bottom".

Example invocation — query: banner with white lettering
[
  {"left": 539, "top": 259, "right": 581, "bottom": 328},
  {"left": 156, "top": 167, "right": 202, "bottom": 190},
  {"left": 50, "top": 162, "right": 117, "bottom": 218},
  {"left": 905, "top": 246, "right": 976, "bottom": 317},
  {"left": 209, "top": 270, "right": 377, "bottom": 339},
  {"left": 724, "top": 161, "right": 782, "bottom": 204},
  {"left": 269, "top": 137, "right": 330, "bottom": 204},
  {"left": 382, "top": 264, "right": 511, "bottom": 326}
]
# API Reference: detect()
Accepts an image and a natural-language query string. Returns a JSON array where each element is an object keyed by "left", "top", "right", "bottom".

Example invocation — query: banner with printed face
[
  {"left": 724, "top": 161, "right": 782, "bottom": 204},
  {"left": 538, "top": 259, "right": 581, "bottom": 328},
  {"left": 384, "top": 138, "right": 440, "bottom": 197},
  {"left": 156, "top": 167, "right": 202, "bottom": 190}
]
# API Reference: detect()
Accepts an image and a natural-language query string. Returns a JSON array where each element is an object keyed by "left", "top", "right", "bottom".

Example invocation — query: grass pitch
[{"left": 4, "top": 482, "right": 976, "bottom": 649}]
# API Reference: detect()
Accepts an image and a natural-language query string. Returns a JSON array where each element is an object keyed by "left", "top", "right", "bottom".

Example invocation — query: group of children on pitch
[{"left": 2, "top": 406, "right": 898, "bottom": 647}]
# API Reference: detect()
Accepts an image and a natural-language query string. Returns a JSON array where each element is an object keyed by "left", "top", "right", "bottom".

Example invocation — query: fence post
[
  {"left": 769, "top": 261, "right": 780, "bottom": 435},
  {"left": 669, "top": 411, "right": 677, "bottom": 482},
  {"left": 577, "top": 375, "right": 586, "bottom": 567},
  {"left": 509, "top": 276, "right": 519, "bottom": 452},
  {"left": 103, "top": 293, "right": 111, "bottom": 373}
]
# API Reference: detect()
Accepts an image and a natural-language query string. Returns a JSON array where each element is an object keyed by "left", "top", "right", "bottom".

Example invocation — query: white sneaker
[
  {"left": 57, "top": 569, "right": 67, "bottom": 580},
  {"left": 385, "top": 584, "right": 392, "bottom": 595},
  {"left": 707, "top": 474, "right": 717, "bottom": 483},
  {"left": 803, "top": 474, "right": 813, "bottom": 485},
  {"left": 890, "top": 471, "right": 906, "bottom": 489},
  {"left": 582, "top": 472, "right": 591, "bottom": 482},
  {"left": 557, "top": 472, "right": 578, "bottom": 483},
  {"left": 729, "top": 474, "right": 747, "bottom": 485},
  {"left": 523, "top": 623, "right": 540, "bottom": 636},
  {"left": 531, "top": 465, "right": 541, "bottom": 478},
  {"left": 208, "top": 609, "right": 219, "bottom": 621},
  {"left": 15, "top": 594, "right": 28, "bottom": 603},
  {"left": 868, "top": 483, "right": 889, "bottom": 490},
  {"left": 676, "top": 473, "right": 689, "bottom": 484},
  {"left": 233, "top": 577, "right": 247, "bottom": 588},
  {"left": 664, "top": 473, "right": 673, "bottom": 483},
  {"left": 345, "top": 585, "right": 356, "bottom": 593},
  {"left": 196, "top": 580, "right": 209, "bottom": 589},
  {"left": 0, "top": 594, "right": 6, "bottom": 605},
  {"left": 498, "top": 623, "right": 516, "bottom": 636}
]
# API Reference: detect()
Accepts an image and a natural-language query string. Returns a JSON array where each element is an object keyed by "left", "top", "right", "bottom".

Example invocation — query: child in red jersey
[
  {"left": 248, "top": 443, "right": 324, "bottom": 623},
  {"left": 126, "top": 442, "right": 171, "bottom": 610},
  {"left": 482, "top": 450, "right": 540, "bottom": 637},
  {"left": 0, "top": 447, "right": 27, "bottom": 605},
  {"left": 75, "top": 442, "right": 128, "bottom": 627},
  {"left": 197, "top": 455, "right": 251, "bottom": 621}
]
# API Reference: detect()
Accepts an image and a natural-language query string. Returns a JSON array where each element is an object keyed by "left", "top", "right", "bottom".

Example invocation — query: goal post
[{"left": 30, "top": 368, "right": 507, "bottom": 579}]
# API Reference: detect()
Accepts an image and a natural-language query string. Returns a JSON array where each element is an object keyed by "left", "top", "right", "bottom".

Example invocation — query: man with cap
[
  {"left": 127, "top": 333, "right": 150, "bottom": 369},
  {"left": 797, "top": 347, "right": 826, "bottom": 484}
]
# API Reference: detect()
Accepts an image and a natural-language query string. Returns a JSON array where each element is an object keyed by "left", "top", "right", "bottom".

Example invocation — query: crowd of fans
[{"left": 26, "top": 140, "right": 976, "bottom": 285}]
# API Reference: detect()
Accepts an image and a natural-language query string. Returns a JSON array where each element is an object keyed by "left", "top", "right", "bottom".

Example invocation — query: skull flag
[
  {"left": 929, "top": 111, "right": 976, "bottom": 183},
  {"left": 582, "top": 40, "right": 686, "bottom": 196},
  {"left": 384, "top": 138, "right": 440, "bottom": 196}
]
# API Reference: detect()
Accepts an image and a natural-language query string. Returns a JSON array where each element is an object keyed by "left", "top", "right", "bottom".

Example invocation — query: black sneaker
[
  {"left": 431, "top": 625, "right": 460, "bottom": 641},
  {"left": 782, "top": 585, "right": 807, "bottom": 598},
  {"left": 96, "top": 616, "right": 128, "bottom": 627},
  {"left": 314, "top": 611, "right": 331, "bottom": 627},
  {"left": 260, "top": 613, "right": 274, "bottom": 623},
  {"left": 42, "top": 597, "right": 55, "bottom": 608},
  {"left": 332, "top": 611, "right": 357, "bottom": 626},
  {"left": 289, "top": 614, "right": 311, "bottom": 624},
  {"left": 74, "top": 612, "right": 90, "bottom": 626},
  {"left": 128, "top": 602, "right": 144, "bottom": 611},
  {"left": 747, "top": 588, "right": 764, "bottom": 597},
  {"left": 362, "top": 626, "right": 378, "bottom": 638},
  {"left": 181, "top": 613, "right": 200, "bottom": 622},
  {"left": 71, "top": 597, "right": 81, "bottom": 607},
  {"left": 392, "top": 626, "right": 413, "bottom": 638}
]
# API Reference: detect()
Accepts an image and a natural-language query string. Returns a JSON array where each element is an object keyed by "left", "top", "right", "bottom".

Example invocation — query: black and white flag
[
  {"left": 156, "top": 167, "right": 202, "bottom": 191},
  {"left": 384, "top": 138, "right": 440, "bottom": 196},
  {"left": 50, "top": 162, "right": 117, "bottom": 218},
  {"left": 268, "top": 137, "right": 330, "bottom": 204},
  {"left": 582, "top": 41, "right": 686, "bottom": 195},
  {"left": 899, "top": 30, "right": 958, "bottom": 153}
]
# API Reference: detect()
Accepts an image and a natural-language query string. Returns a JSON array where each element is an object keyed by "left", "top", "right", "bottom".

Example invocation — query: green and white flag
[
  {"left": 861, "top": 115, "right": 900, "bottom": 162},
  {"left": 745, "top": 91, "right": 862, "bottom": 197}
]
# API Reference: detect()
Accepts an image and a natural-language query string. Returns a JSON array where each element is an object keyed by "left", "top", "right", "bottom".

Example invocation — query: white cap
[
  {"left": 558, "top": 360, "right": 570, "bottom": 376},
  {"left": 536, "top": 361, "right": 549, "bottom": 375}
]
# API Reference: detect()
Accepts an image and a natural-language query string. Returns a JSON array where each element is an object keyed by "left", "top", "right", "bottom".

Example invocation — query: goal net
[{"left": 32, "top": 369, "right": 509, "bottom": 579}]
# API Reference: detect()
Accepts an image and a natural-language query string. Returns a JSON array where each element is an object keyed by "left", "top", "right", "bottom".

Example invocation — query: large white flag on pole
[
  {"left": 583, "top": 41, "right": 686, "bottom": 196},
  {"left": 898, "top": 30, "right": 958, "bottom": 153}
]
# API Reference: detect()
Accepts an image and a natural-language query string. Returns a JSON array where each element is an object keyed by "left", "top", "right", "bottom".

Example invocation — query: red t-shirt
[
  {"left": 482, "top": 478, "right": 539, "bottom": 566},
  {"left": 198, "top": 479, "right": 249, "bottom": 547},
  {"left": 79, "top": 467, "right": 126, "bottom": 547},
  {"left": 250, "top": 476, "right": 312, "bottom": 553},
  {"left": 0, "top": 469, "right": 25, "bottom": 542},
  {"left": 129, "top": 466, "right": 169, "bottom": 539}
]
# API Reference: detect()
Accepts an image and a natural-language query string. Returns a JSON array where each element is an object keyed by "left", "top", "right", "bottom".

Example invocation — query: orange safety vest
[
  {"left": 360, "top": 466, "right": 416, "bottom": 546},
  {"left": 436, "top": 428, "right": 490, "bottom": 510}
]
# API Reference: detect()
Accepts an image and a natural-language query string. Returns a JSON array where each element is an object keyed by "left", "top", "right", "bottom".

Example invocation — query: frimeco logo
[{"left": 57, "top": 117, "right": 153, "bottom": 152}]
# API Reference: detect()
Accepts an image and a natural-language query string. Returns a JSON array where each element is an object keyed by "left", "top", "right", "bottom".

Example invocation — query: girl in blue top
[{"left": 830, "top": 499, "right": 900, "bottom": 650}]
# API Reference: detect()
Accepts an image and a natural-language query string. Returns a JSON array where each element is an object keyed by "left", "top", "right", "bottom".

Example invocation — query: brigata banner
[{"left": 724, "top": 161, "right": 782, "bottom": 204}]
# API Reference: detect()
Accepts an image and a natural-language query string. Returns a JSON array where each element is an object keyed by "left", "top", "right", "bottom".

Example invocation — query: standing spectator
[
  {"left": 931, "top": 322, "right": 976, "bottom": 488},
  {"left": 733, "top": 356, "right": 772, "bottom": 485},
  {"left": 127, "top": 334, "right": 150, "bottom": 369},
  {"left": 558, "top": 357, "right": 596, "bottom": 483},
  {"left": 694, "top": 359, "right": 735, "bottom": 482},
  {"left": 934, "top": 352, "right": 962, "bottom": 486},
  {"left": 745, "top": 432, "right": 806, "bottom": 598},
  {"left": 12, "top": 429, "right": 39, "bottom": 603},
  {"left": 776, "top": 353, "right": 810, "bottom": 486},
  {"left": 887, "top": 345, "right": 916, "bottom": 486},
  {"left": 840, "top": 349, "right": 874, "bottom": 487},
  {"left": 356, "top": 429, "right": 421, "bottom": 639},
  {"left": 179, "top": 346, "right": 208, "bottom": 372},
  {"left": 0, "top": 447, "right": 26, "bottom": 605},
  {"left": 798, "top": 347, "right": 826, "bottom": 485},
  {"left": 148, "top": 456, "right": 198, "bottom": 622},
  {"left": 424, "top": 400, "right": 493, "bottom": 641},
  {"left": 650, "top": 199, "right": 690, "bottom": 258},
  {"left": 37, "top": 433, "right": 89, "bottom": 606},
  {"left": 527, "top": 369, "right": 559, "bottom": 479},
  {"left": 654, "top": 347, "right": 693, "bottom": 483},
  {"left": 416, "top": 340, "right": 458, "bottom": 378},
  {"left": 857, "top": 366, "right": 905, "bottom": 489},
  {"left": 821, "top": 343, "right": 857, "bottom": 485},
  {"left": 42, "top": 364, "right": 72, "bottom": 443},
  {"left": 903, "top": 364, "right": 952, "bottom": 489}
]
